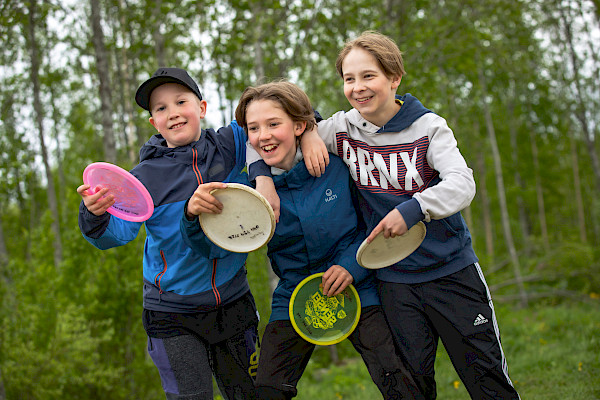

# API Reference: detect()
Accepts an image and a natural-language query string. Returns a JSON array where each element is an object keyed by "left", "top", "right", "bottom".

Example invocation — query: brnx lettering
[{"left": 342, "top": 140, "right": 424, "bottom": 190}]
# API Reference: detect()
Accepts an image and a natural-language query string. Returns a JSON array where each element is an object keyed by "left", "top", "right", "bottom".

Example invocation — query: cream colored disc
[
  {"left": 356, "top": 221, "right": 426, "bottom": 269},
  {"left": 199, "top": 183, "right": 276, "bottom": 253}
]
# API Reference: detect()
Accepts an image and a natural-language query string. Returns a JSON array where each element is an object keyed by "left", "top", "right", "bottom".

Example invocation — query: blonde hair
[
  {"left": 235, "top": 81, "right": 316, "bottom": 134},
  {"left": 335, "top": 31, "right": 406, "bottom": 79}
]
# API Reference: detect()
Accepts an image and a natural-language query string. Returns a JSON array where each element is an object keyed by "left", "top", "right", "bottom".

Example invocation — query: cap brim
[{"left": 135, "top": 76, "right": 189, "bottom": 111}]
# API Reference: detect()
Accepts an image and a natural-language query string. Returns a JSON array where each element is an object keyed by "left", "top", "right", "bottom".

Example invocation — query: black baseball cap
[{"left": 135, "top": 67, "right": 203, "bottom": 111}]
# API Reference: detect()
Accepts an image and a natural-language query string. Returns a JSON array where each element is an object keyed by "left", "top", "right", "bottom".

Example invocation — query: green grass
[{"left": 289, "top": 301, "right": 600, "bottom": 399}]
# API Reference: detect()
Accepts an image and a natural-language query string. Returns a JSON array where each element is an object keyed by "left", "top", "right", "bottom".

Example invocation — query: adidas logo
[{"left": 473, "top": 313, "right": 489, "bottom": 326}]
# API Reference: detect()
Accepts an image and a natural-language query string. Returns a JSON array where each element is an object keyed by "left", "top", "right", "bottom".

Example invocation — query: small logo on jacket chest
[{"left": 325, "top": 188, "right": 338, "bottom": 202}]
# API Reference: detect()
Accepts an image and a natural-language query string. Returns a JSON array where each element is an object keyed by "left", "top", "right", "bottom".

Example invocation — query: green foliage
[
  {"left": 297, "top": 357, "right": 381, "bottom": 399},
  {"left": 1, "top": 0, "right": 599, "bottom": 398},
  {"left": 246, "top": 247, "right": 273, "bottom": 332}
]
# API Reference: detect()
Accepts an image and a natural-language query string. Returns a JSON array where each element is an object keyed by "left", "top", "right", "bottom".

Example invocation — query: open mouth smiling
[
  {"left": 261, "top": 144, "right": 278, "bottom": 153},
  {"left": 170, "top": 122, "right": 186, "bottom": 129}
]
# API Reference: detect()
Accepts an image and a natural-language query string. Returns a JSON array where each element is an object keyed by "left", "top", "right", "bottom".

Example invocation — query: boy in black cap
[{"left": 77, "top": 68, "right": 261, "bottom": 399}]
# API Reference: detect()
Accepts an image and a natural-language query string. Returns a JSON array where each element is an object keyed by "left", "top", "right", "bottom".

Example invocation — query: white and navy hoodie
[
  {"left": 79, "top": 122, "right": 252, "bottom": 312},
  {"left": 250, "top": 94, "right": 478, "bottom": 284}
]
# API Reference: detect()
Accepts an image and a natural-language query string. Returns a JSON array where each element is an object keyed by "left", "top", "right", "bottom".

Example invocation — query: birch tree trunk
[
  {"left": 27, "top": 0, "right": 63, "bottom": 269},
  {"left": 528, "top": 122, "right": 550, "bottom": 251},
  {"left": 474, "top": 121, "right": 494, "bottom": 261},
  {"left": 250, "top": 1, "right": 265, "bottom": 82},
  {"left": 569, "top": 134, "right": 587, "bottom": 243},
  {"left": 90, "top": 0, "right": 117, "bottom": 163},
  {"left": 152, "top": 0, "right": 166, "bottom": 68},
  {"left": 559, "top": 4, "right": 600, "bottom": 194},
  {"left": 49, "top": 87, "right": 67, "bottom": 221},
  {"left": 507, "top": 98, "right": 530, "bottom": 243},
  {"left": 0, "top": 216, "right": 8, "bottom": 399},
  {"left": 478, "top": 67, "right": 527, "bottom": 307},
  {"left": 116, "top": 0, "right": 137, "bottom": 163}
]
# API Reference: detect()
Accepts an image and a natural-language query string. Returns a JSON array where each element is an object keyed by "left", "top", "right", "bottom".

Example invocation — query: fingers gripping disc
[
  {"left": 198, "top": 183, "right": 276, "bottom": 253},
  {"left": 83, "top": 162, "right": 154, "bottom": 222},
  {"left": 356, "top": 221, "right": 426, "bottom": 269},
  {"left": 289, "top": 273, "right": 361, "bottom": 345}
]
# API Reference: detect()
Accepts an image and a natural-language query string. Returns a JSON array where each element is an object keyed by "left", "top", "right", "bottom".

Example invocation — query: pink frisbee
[{"left": 83, "top": 162, "right": 154, "bottom": 222}]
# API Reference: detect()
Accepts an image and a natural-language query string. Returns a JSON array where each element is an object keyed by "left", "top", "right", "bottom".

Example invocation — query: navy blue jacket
[
  {"left": 79, "top": 122, "right": 252, "bottom": 313},
  {"left": 265, "top": 155, "right": 379, "bottom": 322}
]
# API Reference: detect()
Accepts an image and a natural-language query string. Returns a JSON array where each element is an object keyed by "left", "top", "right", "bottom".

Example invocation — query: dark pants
[
  {"left": 378, "top": 263, "right": 520, "bottom": 400},
  {"left": 144, "top": 293, "right": 259, "bottom": 400},
  {"left": 147, "top": 327, "right": 258, "bottom": 400},
  {"left": 255, "top": 306, "right": 424, "bottom": 399}
]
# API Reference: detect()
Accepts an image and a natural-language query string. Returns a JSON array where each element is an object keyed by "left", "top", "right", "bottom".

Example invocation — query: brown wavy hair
[{"left": 235, "top": 80, "right": 316, "bottom": 135}]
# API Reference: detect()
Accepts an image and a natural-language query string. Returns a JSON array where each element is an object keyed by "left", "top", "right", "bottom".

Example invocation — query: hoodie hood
[
  {"left": 138, "top": 132, "right": 209, "bottom": 166},
  {"left": 139, "top": 134, "right": 189, "bottom": 162},
  {"left": 378, "top": 93, "right": 432, "bottom": 133},
  {"left": 343, "top": 93, "right": 432, "bottom": 136}
]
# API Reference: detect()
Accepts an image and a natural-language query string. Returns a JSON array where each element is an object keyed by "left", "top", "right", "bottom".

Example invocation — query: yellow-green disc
[{"left": 289, "top": 273, "right": 361, "bottom": 345}]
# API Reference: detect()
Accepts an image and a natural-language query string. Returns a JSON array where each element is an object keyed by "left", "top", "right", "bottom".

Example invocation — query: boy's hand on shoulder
[
  {"left": 255, "top": 176, "right": 280, "bottom": 222},
  {"left": 77, "top": 184, "right": 115, "bottom": 216},
  {"left": 367, "top": 209, "right": 408, "bottom": 243},
  {"left": 187, "top": 182, "right": 227, "bottom": 218},
  {"left": 301, "top": 126, "right": 329, "bottom": 177},
  {"left": 322, "top": 265, "right": 354, "bottom": 297}
]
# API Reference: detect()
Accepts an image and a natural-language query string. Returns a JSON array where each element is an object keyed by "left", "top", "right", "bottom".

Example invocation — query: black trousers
[
  {"left": 255, "top": 306, "right": 424, "bottom": 399},
  {"left": 378, "top": 263, "right": 520, "bottom": 400},
  {"left": 144, "top": 293, "right": 259, "bottom": 399}
]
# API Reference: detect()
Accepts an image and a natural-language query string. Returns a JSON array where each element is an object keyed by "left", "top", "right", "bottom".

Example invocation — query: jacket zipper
[
  {"left": 192, "top": 148, "right": 204, "bottom": 184},
  {"left": 155, "top": 250, "right": 168, "bottom": 298},
  {"left": 193, "top": 147, "right": 221, "bottom": 306},
  {"left": 211, "top": 259, "right": 221, "bottom": 307}
]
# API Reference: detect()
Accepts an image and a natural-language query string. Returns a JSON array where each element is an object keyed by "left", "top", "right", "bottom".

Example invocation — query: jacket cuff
[{"left": 395, "top": 198, "right": 424, "bottom": 229}]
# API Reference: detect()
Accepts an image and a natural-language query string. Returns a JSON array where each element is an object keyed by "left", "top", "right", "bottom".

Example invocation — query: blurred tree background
[{"left": 0, "top": 0, "right": 599, "bottom": 398}]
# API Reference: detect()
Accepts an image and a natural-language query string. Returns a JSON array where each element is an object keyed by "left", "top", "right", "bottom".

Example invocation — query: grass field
[{"left": 290, "top": 301, "right": 600, "bottom": 399}]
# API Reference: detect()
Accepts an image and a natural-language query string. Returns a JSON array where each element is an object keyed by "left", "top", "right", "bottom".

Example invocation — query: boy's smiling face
[
  {"left": 341, "top": 47, "right": 402, "bottom": 127},
  {"left": 149, "top": 83, "right": 207, "bottom": 148},
  {"left": 246, "top": 99, "right": 306, "bottom": 171}
]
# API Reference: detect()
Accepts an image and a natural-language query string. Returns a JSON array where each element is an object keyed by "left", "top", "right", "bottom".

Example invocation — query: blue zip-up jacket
[
  {"left": 266, "top": 155, "right": 379, "bottom": 322},
  {"left": 78, "top": 122, "right": 252, "bottom": 313}
]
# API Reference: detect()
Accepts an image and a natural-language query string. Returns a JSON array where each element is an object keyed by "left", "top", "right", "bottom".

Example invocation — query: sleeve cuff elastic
[{"left": 395, "top": 198, "right": 425, "bottom": 228}]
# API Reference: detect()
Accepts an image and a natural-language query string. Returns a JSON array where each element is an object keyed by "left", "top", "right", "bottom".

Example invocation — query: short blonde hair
[
  {"left": 336, "top": 31, "right": 406, "bottom": 79},
  {"left": 235, "top": 81, "right": 316, "bottom": 134}
]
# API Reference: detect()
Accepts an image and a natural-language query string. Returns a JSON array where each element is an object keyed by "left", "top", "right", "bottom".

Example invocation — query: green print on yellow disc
[{"left": 289, "top": 273, "right": 361, "bottom": 345}]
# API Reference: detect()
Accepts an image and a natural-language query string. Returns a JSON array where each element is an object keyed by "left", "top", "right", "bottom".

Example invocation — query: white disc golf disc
[
  {"left": 199, "top": 183, "right": 276, "bottom": 253},
  {"left": 357, "top": 221, "right": 426, "bottom": 269}
]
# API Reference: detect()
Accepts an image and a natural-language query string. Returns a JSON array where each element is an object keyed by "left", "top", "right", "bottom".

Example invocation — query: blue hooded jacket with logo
[
  {"left": 78, "top": 122, "right": 251, "bottom": 313},
  {"left": 183, "top": 154, "right": 379, "bottom": 323},
  {"left": 265, "top": 155, "right": 379, "bottom": 322}
]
